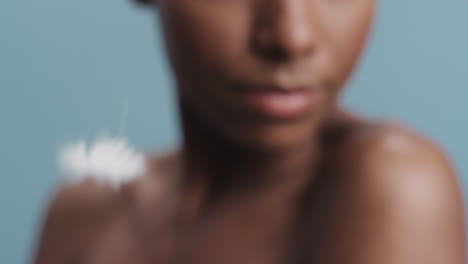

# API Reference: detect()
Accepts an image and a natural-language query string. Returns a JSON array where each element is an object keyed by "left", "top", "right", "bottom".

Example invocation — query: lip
[{"left": 233, "top": 84, "right": 319, "bottom": 119}]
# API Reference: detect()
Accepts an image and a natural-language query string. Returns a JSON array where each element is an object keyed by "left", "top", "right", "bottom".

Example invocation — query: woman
[{"left": 34, "top": 0, "right": 466, "bottom": 263}]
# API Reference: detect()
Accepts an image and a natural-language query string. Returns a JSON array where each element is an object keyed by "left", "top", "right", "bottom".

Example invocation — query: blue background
[{"left": 0, "top": 1, "right": 467, "bottom": 263}]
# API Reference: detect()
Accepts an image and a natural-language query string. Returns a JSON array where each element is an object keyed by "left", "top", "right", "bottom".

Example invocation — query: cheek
[
  {"left": 319, "top": 1, "right": 375, "bottom": 86},
  {"left": 162, "top": 1, "right": 251, "bottom": 75}
]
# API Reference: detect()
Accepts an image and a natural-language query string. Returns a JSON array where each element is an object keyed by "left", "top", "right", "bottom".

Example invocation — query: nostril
[
  {"left": 258, "top": 44, "right": 291, "bottom": 63},
  {"left": 252, "top": 32, "right": 315, "bottom": 63}
]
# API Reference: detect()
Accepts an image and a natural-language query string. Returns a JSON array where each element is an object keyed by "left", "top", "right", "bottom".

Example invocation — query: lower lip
[{"left": 237, "top": 89, "right": 317, "bottom": 119}]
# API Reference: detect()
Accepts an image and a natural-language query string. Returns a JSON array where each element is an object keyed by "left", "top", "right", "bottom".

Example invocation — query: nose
[{"left": 253, "top": 0, "right": 316, "bottom": 62}]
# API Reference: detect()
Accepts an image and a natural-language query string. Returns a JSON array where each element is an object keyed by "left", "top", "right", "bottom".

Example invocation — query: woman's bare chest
[{"left": 86, "top": 189, "right": 313, "bottom": 264}]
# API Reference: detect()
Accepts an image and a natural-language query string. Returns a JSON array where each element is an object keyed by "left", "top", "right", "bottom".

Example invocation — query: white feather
[{"left": 58, "top": 136, "right": 146, "bottom": 188}]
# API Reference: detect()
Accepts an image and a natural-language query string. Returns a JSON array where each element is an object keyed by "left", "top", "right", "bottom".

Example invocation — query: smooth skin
[{"left": 33, "top": 0, "right": 466, "bottom": 263}]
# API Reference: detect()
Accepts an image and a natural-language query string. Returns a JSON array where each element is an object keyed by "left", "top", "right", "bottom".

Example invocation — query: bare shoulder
[
  {"left": 337, "top": 121, "right": 461, "bottom": 192},
  {"left": 322, "top": 120, "right": 466, "bottom": 263},
  {"left": 334, "top": 120, "right": 465, "bottom": 219},
  {"left": 33, "top": 150, "right": 181, "bottom": 264},
  {"left": 33, "top": 180, "right": 124, "bottom": 264}
]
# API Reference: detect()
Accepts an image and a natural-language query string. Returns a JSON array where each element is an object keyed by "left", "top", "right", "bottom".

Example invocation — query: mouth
[{"left": 232, "top": 83, "right": 321, "bottom": 120}]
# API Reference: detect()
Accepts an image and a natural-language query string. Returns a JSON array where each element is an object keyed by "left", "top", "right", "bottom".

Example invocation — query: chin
[
  {"left": 180, "top": 94, "right": 329, "bottom": 154},
  {"left": 220, "top": 118, "right": 321, "bottom": 154}
]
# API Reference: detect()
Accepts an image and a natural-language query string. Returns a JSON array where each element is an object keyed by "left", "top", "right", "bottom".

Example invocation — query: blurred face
[{"left": 155, "top": 0, "right": 374, "bottom": 151}]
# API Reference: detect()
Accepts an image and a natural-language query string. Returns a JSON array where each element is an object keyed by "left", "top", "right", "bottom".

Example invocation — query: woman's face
[{"left": 155, "top": 0, "right": 375, "bottom": 151}]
